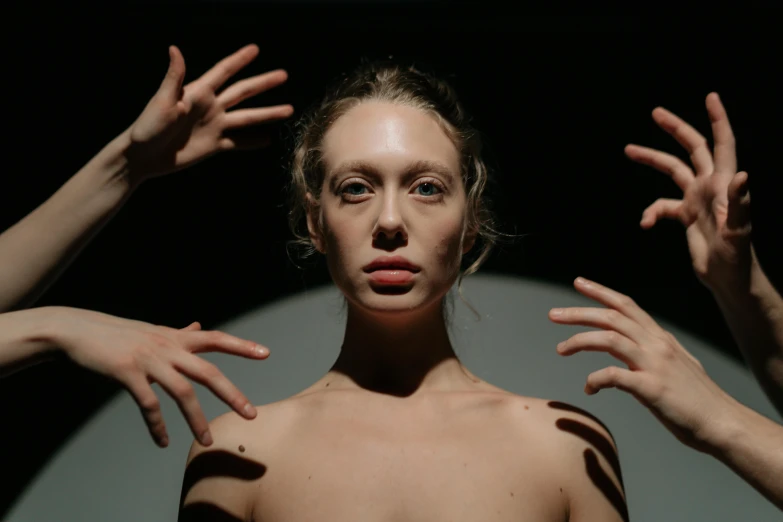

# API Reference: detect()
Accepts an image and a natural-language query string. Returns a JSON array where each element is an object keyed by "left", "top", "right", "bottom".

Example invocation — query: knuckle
[
  {"left": 605, "top": 331, "right": 622, "bottom": 346},
  {"left": 199, "top": 361, "right": 221, "bottom": 380},
  {"left": 605, "top": 309, "right": 622, "bottom": 323},
  {"left": 113, "top": 355, "right": 140, "bottom": 375},
  {"left": 646, "top": 379, "right": 664, "bottom": 402},
  {"left": 173, "top": 382, "right": 196, "bottom": 401},
  {"left": 139, "top": 396, "right": 161, "bottom": 413}
]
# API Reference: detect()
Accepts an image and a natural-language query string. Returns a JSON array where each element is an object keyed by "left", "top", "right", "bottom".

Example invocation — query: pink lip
[{"left": 363, "top": 256, "right": 421, "bottom": 273}]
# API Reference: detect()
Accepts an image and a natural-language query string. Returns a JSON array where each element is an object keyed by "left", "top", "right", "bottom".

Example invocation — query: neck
[{"left": 326, "top": 298, "right": 479, "bottom": 397}]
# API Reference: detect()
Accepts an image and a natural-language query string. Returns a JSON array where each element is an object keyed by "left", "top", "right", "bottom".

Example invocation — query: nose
[{"left": 372, "top": 192, "right": 407, "bottom": 246}]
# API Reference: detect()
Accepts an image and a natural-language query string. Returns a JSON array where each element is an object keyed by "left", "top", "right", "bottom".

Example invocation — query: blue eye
[
  {"left": 415, "top": 182, "right": 440, "bottom": 196},
  {"left": 343, "top": 183, "right": 367, "bottom": 196}
]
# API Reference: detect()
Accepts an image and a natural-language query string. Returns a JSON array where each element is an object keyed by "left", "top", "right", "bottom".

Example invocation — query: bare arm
[
  {"left": 703, "top": 395, "right": 783, "bottom": 510},
  {"left": 0, "top": 305, "right": 266, "bottom": 446},
  {"left": 710, "top": 249, "right": 783, "bottom": 416},
  {"left": 0, "top": 306, "right": 65, "bottom": 376},
  {"left": 625, "top": 93, "right": 783, "bottom": 415},
  {"left": 0, "top": 132, "right": 136, "bottom": 312},
  {"left": 0, "top": 44, "right": 292, "bottom": 313}
]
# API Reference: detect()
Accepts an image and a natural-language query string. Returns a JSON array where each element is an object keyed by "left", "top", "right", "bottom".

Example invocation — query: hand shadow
[{"left": 178, "top": 450, "right": 267, "bottom": 522}]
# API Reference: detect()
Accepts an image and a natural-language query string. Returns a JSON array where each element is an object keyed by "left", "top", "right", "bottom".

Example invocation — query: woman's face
[{"left": 309, "top": 101, "right": 474, "bottom": 316}]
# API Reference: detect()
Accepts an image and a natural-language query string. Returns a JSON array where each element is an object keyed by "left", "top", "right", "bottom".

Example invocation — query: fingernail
[
  {"left": 201, "top": 431, "right": 213, "bottom": 446},
  {"left": 550, "top": 308, "right": 563, "bottom": 317},
  {"left": 575, "top": 277, "right": 591, "bottom": 287},
  {"left": 244, "top": 403, "right": 257, "bottom": 417},
  {"left": 160, "top": 436, "right": 169, "bottom": 447},
  {"left": 255, "top": 345, "right": 269, "bottom": 357}
]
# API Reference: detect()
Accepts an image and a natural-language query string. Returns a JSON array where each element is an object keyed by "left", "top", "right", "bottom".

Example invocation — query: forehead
[{"left": 321, "top": 101, "right": 460, "bottom": 179}]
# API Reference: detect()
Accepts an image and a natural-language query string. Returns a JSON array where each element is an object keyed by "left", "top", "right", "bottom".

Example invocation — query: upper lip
[{"left": 363, "top": 256, "right": 421, "bottom": 273}]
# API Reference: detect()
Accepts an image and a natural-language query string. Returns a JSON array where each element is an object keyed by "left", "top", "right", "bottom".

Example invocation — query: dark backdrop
[{"left": 2, "top": 5, "right": 781, "bottom": 516}]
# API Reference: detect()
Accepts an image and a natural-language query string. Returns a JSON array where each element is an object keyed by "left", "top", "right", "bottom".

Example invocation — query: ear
[
  {"left": 305, "top": 193, "right": 326, "bottom": 254},
  {"left": 462, "top": 222, "right": 478, "bottom": 255}
]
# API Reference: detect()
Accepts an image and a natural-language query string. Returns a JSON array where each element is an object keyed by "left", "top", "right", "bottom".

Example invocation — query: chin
[{"left": 348, "top": 284, "right": 447, "bottom": 316}]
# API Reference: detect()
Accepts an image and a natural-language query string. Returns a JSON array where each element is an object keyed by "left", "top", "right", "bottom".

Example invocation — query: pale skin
[
  {"left": 0, "top": 44, "right": 291, "bottom": 446},
  {"left": 179, "top": 101, "right": 627, "bottom": 522},
  {"left": 548, "top": 94, "right": 783, "bottom": 509}
]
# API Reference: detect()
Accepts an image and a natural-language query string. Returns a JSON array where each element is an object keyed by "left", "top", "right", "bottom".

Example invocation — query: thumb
[
  {"left": 158, "top": 45, "right": 186, "bottom": 106},
  {"left": 726, "top": 171, "right": 751, "bottom": 231}
]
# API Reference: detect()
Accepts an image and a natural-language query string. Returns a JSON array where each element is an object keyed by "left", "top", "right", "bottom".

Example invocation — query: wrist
[
  {"left": 699, "top": 396, "right": 756, "bottom": 459},
  {"left": 31, "top": 306, "right": 72, "bottom": 357}
]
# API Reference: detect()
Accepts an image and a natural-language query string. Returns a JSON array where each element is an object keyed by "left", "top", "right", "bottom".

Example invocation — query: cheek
[
  {"left": 321, "top": 209, "right": 365, "bottom": 273},
  {"left": 431, "top": 215, "right": 467, "bottom": 272}
]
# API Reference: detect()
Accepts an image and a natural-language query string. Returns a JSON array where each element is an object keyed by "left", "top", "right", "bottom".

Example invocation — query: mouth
[{"left": 363, "top": 256, "right": 421, "bottom": 273}]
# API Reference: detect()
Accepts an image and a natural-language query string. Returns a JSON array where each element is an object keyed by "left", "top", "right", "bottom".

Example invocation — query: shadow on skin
[
  {"left": 178, "top": 450, "right": 267, "bottom": 522},
  {"left": 548, "top": 401, "right": 629, "bottom": 522}
]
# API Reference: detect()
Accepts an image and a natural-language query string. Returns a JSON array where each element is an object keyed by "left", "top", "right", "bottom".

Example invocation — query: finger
[
  {"left": 652, "top": 107, "right": 714, "bottom": 176},
  {"left": 186, "top": 330, "right": 270, "bottom": 359},
  {"left": 218, "top": 69, "right": 290, "bottom": 110},
  {"left": 571, "top": 277, "right": 662, "bottom": 333},
  {"left": 640, "top": 198, "right": 683, "bottom": 228},
  {"left": 123, "top": 375, "right": 168, "bottom": 447},
  {"left": 549, "top": 305, "right": 649, "bottom": 346},
  {"left": 557, "top": 330, "right": 643, "bottom": 369},
  {"left": 726, "top": 171, "right": 751, "bottom": 231},
  {"left": 218, "top": 133, "right": 272, "bottom": 151},
  {"left": 200, "top": 44, "right": 260, "bottom": 91},
  {"left": 585, "top": 366, "right": 639, "bottom": 395},
  {"left": 148, "top": 365, "right": 212, "bottom": 446},
  {"left": 624, "top": 144, "right": 695, "bottom": 191},
  {"left": 159, "top": 45, "right": 187, "bottom": 106},
  {"left": 181, "top": 321, "right": 202, "bottom": 332},
  {"left": 171, "top": 352, "right": 257, "bottom": 419},
  {"left": 706, "top": 92, "right": 737, "bottom": 175},
  {"left": 222, "top": 105, "right": 295, "bottom": 130}
]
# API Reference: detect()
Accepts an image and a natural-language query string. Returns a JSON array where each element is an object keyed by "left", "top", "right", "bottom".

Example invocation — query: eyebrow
[{"left": 328, "top": 159, "right": 457, "bottom": 189}]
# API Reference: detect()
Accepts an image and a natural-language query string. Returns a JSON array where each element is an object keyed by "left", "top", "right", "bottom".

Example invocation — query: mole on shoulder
[
  {"left": 510, "top": 492, "right": 514, "bottom": 497},
  {"left": 524, "top": 405, "right": 529, "bottom": 410},
  {"left": 325, "top": 382, "right": 331, "bottom": 387},
  {"left": 559, "top": 487, "right": 563, "bottom": 493},
  {"left": 238, "top": 445, "right": 245, "bottom": 453}
]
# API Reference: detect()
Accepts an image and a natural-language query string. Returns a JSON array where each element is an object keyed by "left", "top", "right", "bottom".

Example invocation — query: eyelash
[{"left": 339, "top": 178, "right": 445, "bottom": 201}]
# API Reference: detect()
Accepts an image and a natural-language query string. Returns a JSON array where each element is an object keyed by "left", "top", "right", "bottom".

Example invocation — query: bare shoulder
[
  {"left": 520, "top": 396, "right": 627, "bottom": 522},
  {"left": 179, "top": 399, "right": 305, "bottom": 522},
  {"left": 471, "top": 390, "right": 627, "bottom": 521}
]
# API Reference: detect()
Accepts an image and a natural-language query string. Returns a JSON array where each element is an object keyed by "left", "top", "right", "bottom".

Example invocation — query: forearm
[
  {"left": 0, "top": 129, "right": 138, "bottom": 312},
  {"left": 704, "top": 399, "right": 783, "bottom": 510},
  {"left": 711, "top": 247, "right": 783, "bottom": 416},
  {"left": 0, "top": 306, "right": 64, "bottom": 377}
]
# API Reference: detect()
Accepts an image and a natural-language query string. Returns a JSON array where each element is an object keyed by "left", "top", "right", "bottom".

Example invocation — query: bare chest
[{"left": 249, "top": 416, "right": 568, "bottom": 522}]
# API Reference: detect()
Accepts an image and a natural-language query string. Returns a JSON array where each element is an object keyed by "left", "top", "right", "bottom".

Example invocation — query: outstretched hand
[
  {"left": 549, "top": 277, "right": 738, "bottom": 453},
  {"left": 125, "top": 44, "right": 294, "bottom": 183},
  {"left": 625, "top": 93, "right": 752, "bottom": 290},
  {"left": 56, "top": 308, "right": 269, "bottom": 448}
]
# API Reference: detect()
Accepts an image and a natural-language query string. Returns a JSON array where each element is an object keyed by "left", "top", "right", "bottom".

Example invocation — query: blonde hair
[{"left": 287, "top": 60, "right": 500, "bottom": 292}]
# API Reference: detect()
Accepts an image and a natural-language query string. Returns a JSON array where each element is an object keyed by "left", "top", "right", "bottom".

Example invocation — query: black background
[{"left": 1, "top": 4, "right": 781, "bottom": 516}]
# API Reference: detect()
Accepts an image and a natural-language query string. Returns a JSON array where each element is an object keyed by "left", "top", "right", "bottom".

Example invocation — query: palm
[
  {"left": 625, "top": 93, "right": 752, "bottom": 289},
  {"left": 127, "top": 44, "right": 294, "bottom": 181}
]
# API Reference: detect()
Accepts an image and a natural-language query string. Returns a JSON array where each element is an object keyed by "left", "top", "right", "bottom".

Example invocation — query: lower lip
[{"left": 367, "top": 269, "right": 416, "bottom": 284}]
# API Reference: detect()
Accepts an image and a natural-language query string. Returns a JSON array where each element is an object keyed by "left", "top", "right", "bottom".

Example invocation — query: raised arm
[
  {"left": 624, "top": 93, "right": 783, "bottom": 415},
  {"left": 551, "top": 277, "right": 783, "bottom": 510},
  {"left": 0, "top": 44, "right": 293, "bottom": 312}
]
